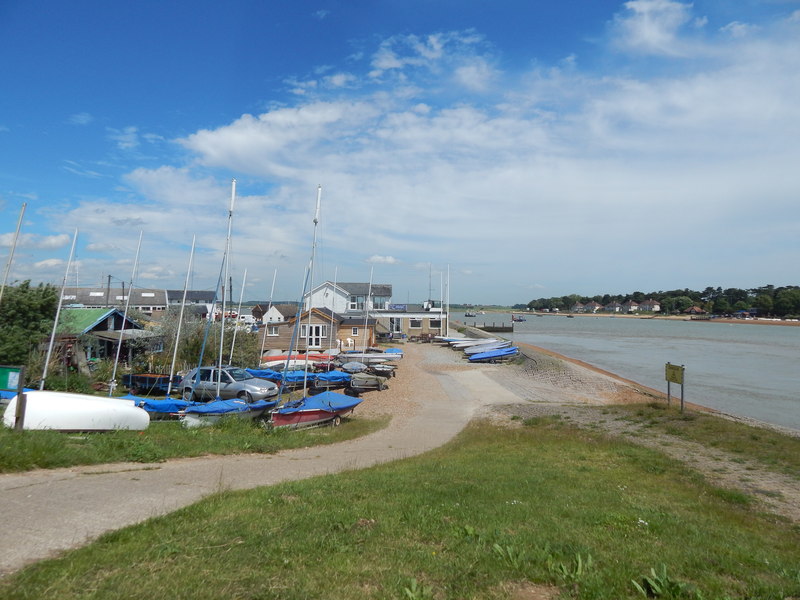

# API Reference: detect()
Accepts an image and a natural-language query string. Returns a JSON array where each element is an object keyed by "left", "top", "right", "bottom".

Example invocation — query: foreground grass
[
  {"left": 0, "top": 415, "right": 389, "bottom": 473},
  {"left": 3, "top": 421, "right": 798, "bottom": 599}
]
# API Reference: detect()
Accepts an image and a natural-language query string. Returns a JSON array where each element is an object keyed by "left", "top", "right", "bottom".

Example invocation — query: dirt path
[{"left": 1, "top": 340, "right": 797, "bottom": 577}]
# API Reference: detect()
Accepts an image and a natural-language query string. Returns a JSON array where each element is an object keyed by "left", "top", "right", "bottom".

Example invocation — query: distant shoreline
[{"left": 461, "top": 311, "right": 800, "bottom": 327}]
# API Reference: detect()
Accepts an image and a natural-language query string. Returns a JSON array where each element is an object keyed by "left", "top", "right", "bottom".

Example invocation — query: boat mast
[
  {"left": 280, "top": 185, "right": 322, "bottom": 401},
  {"left": 216, "top": 179, "right": 236, "bottom": 399},
  {"left": 301, "top": 185, "right": 322, "bottom": 393},
  {"left": 228, "top": 268, "right": 247, "bottom": 361},
  {"left": 109, "top": 231, "right": 143, "bottom": 396},
  {"left": 0, "top": 202, "right": 26, "bottom": 307},
  {"left": 40, "top": 228, "right": 78, "bottom": 390},
  {"left": 166, "top": 235, "right": 195, "bottom": 398},
  {"left": 361, "top": 266, "right": 374, "bottom": 358},
  {"left": 258, "top": 268, "right": 278, "bottom": 364}
]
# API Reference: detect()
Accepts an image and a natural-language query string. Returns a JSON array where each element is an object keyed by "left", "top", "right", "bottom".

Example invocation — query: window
[
  {"left": 351, "top": 327, "right": 359, "bottom": 336},
  {"left": 267, "top": 326, "right": 279, "bottom": 337},
  {"left": 349, "top": 295, "right": 365, "bottom": 310},
  {"left": 300, "top": 324, "right": 328, "bottom": 348},
  {"left": 430, "top": 319, "right": 442, "bottom": 329},
  {"left": 409, "top": 318, "right": 422, "bottom": 328}
]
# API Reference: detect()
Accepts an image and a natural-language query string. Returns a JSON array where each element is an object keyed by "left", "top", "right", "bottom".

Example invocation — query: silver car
[{"left": 179, "top": 366, "right": 278, "bottom": 402}]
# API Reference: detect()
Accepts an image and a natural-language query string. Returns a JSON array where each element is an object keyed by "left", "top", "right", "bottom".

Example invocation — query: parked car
[{"left": 179, "top": 366, "right": 279, "bottom": 402}]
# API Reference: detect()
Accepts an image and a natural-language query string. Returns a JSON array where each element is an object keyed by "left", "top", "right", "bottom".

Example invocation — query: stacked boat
[{"left": 437, "top": 336, "right": 520, "bottom": 363}]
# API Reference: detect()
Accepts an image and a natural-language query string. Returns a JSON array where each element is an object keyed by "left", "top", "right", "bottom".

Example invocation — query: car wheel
[{"left": 238, "top": 391, "right": 253, "bottom": 402}]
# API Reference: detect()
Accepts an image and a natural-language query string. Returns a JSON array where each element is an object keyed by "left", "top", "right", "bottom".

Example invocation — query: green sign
[
  {"left": 665, "top": 363, "right": 684, "bottom": 385},
  {"left": 0, "top": 366, "right": 22, "bottom": 391}
]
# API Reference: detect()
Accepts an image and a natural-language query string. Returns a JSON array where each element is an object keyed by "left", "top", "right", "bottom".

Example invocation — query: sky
[{"left": 1, "top": 0, "right": 799, "bottom": 306}]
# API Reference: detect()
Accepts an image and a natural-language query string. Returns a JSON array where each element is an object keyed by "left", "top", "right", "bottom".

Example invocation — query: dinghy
[{"left": 3, "top": 390, "right": 150, "bottom": 432}]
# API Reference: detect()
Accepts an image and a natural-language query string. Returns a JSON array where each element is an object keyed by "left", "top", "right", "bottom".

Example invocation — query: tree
[
  {"left": 0, "top": 281, "right": 58, "bottom": 366},
  {"left": 774, "top": 289, "right": 800, "bottom": 317},
  {"left": 753, "top": 294, "right": 774, "bottom": 315}
]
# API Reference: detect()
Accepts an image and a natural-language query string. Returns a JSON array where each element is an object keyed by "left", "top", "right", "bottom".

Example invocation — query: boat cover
[
  {"left": 184, "top": 398, "right": 276, "bottom": 415},
  {"left": 341, "top": 361, "right": 368, "bottom": 373},
  {"left": 468, "top": 347, "right": 519, "bottom": 362},
  {"left": 123, "top": 394, "right": 191, "bottom": 413},
  {"left": 274, "top": 391, "right": 362, "bottom": 416},
  {"left": 0, "top": 388, "right": 35, "bottom": 399},
  {"left": 314, "top": 370, "right": 352, "bottom": 383}
]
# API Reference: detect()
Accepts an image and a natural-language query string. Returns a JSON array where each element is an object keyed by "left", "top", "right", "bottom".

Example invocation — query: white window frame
[
  {"left": 351, "top": 327, "right": 359, "bottom": 336},
  {"left": 409, "top": 318, "right": 422, "bottom": 328},
  {"left": 300, "top": 324, "right": 328, "bottom": 348},
  {"left": 267, "top": 326, "right": 279, "bottom": 337}
]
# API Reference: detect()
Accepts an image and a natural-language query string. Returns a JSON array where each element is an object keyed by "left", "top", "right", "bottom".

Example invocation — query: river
[{"left": 455, "top": 312, "right": 800, "bottom": 431}]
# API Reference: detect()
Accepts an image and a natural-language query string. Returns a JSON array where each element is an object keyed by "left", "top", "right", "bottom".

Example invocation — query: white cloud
[
  {"left": 0, "top": 233, "right": 71, "bottom": 249},
  {"left": 68, "top": 112, "right": 93, "bottom": 125},
  {"left": 612, "top": 0, "right": 695, "bottom": 56},
  {"left": 720, "top": 21, "right": 758, "bottom": 38},
  {"left": 107, "top": 126, "right": 140, "bottom": 150},
  {"left": 367, "top": 255, "right": 400, "bottom": 265},
  {"left": 33, "top": 258, "right": 64, "bottom": 269}
]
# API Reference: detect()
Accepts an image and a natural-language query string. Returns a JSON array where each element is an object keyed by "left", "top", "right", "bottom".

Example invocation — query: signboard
[
  {"left": 388, "top": 304, "right": 407, "bottom": 312},
  {"left": 665, "top": 363, "right": 684, "bottom": 385},
  {"left": 0, "top": 366, "right": 21, "bottom": 390}
]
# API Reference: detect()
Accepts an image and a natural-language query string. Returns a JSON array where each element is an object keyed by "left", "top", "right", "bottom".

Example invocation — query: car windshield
[{"left": 226, "top": 367, "right": 253, "bottom": 382}]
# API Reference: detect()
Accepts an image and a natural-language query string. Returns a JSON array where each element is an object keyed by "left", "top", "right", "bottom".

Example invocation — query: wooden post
[{"left": 13, "top": 366, "right": 26, "bottom": 431}]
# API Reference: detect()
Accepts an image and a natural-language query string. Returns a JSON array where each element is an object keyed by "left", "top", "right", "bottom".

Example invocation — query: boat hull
[
  {"left": 3, "top": 391, "right": 150, "bottom": 432},
  {"left": 271, "top": 391, "right": 362, "bottom": 429}
]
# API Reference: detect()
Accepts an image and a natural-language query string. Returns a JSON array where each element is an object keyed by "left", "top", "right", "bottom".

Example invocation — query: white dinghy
[{"left": 3, "top": 390, "right": 150, "bottom": 432}]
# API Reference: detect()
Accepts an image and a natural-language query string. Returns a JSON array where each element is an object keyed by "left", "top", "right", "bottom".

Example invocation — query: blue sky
[{"left": 1, "top": 0, "right": 799, "bottom": 305}]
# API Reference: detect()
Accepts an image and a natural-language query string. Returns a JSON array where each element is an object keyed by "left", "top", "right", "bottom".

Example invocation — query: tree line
[{"left": 516, "top": 285, "right": 800, "bottom": 318}]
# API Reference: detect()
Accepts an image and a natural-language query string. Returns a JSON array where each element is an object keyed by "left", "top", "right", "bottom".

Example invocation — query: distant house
[
  {"left": 621, "top": 300, "right": 639, "bottom": 313},
  {"left": 684, "top": 306, "right": 706, "bottom": 315},
  {"left": 571, "top": 302, "right": 586, "bottom": 313},
  {"left": 252, "top": 303, "right": 296, "bottom": 324},
  {"left": 604, "top": 301, "right": 623, "bottom": 313},
  {"left": 638, "top": 299, "right": 661, "bottom": 313},
  {"left": 584, "top": 301, "right": 603, "bottom": 313}
]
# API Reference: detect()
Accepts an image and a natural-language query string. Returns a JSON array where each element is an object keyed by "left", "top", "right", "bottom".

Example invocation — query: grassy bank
[
  {"left": 0, "top": 415, "right": 389, "bottom": 473},
  {"left": 2, "top": 420, "right": 798, "bottom": 599}
]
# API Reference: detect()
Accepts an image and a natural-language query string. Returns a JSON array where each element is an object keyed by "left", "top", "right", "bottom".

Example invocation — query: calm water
[{"left": 456, "top": 313, "right": 800, "bottom": 431}]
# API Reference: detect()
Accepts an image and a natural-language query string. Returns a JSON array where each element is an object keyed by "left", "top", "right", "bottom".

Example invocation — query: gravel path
[{"left": 1, "top": 339, "right": 797, "bottom": 577}]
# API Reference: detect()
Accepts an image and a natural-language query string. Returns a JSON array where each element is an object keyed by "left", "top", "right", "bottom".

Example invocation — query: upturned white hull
[{"left": 3, "top": 390, "right": 150, "bottom": 432}]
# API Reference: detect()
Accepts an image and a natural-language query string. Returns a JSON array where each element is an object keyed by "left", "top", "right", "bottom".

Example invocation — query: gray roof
[
  {"left": 337, "top": 282, "right": 392, "bottom": 297},
  {"left": 166, "top": 290, "right": 217, "bottom": 304},
  {"left": 62, "top": 287, "right": 168, "bottom": 307}
]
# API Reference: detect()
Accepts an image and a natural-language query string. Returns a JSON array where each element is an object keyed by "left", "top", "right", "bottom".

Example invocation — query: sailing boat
[
  {"left": 271, "top": 186, "right": 363, "bottom": 428},
  {"left": 178, "top": 180, "right": 278, "bottom": 427}
]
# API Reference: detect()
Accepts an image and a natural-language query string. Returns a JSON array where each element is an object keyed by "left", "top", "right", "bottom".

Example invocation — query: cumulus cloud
[
  {"left": 612, "top": 0, "right": 695, "bottom": 56},
  {"left": 0, "top": 233, "right": 71, "bottom": 249}
]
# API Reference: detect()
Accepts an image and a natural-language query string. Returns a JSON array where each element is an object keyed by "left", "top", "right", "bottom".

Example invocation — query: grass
[
  {"left": 0, "top": 414, "right": 390, "bottom": 473},
  {"left": 2, "top": 420, "right": 799, "bottom": 599},
  {"left": 605, "top": 402, "right": 800, "bottom": 478}
]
